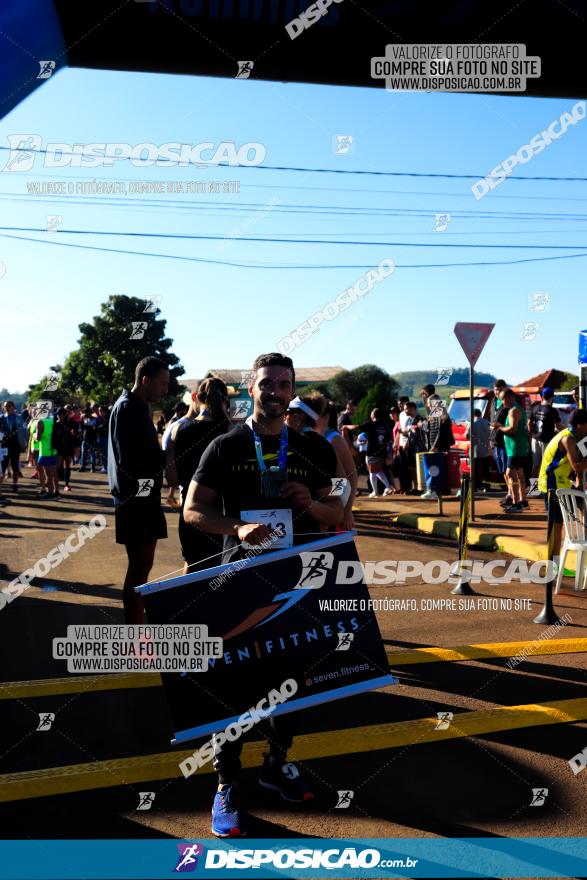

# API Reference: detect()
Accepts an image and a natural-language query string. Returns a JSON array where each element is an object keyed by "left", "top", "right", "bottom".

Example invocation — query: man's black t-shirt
[
  {"left": 193, "top": 423, "right": 333, "bottom": 560},
  {"left": 174, "top": 418, "right": 231, "bottom": 496},
  {"left": 531, "top": 402, "right": 558, "bottom": 443},
  {"left": 108, "top": 390, "right": 164, "bottom": 502},
  {"left": 357, "top": 420, "right": 390, "bottom": 458},
  {"left": 82, "top": 417, "right": 98, "bottom": 444}
]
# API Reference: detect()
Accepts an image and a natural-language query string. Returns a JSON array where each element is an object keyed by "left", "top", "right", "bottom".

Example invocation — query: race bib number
[{"left": 240, "top": 508, "right": 293, "bottom": 550}]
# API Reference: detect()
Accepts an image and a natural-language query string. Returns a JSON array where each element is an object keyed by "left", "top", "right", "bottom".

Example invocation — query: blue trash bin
[{"left": 421, "top": 452, "right": 447, "bottom": 491}]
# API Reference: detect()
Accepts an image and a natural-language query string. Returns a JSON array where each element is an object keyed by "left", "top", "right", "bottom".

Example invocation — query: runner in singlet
[{"left": 538, "top": 409, "right": 587, "bottom": 555}]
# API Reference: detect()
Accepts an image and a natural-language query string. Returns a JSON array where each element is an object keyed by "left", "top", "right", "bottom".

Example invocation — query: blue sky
[{"left": 1, "top": 67, "right": 586, "bottom": 393}]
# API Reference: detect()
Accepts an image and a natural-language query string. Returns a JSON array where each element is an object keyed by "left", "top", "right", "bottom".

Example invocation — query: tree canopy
[{"left": 28, "top": 296, "right": 185, "bottom": 406}]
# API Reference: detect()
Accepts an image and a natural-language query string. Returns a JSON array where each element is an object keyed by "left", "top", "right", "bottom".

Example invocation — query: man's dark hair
[
  {"left": 423, "top": 384, "right": 435, "bottom": 395},
  {"left": 252, "top": 352, "right": 295, "bottom": 385},
  {"left": 494, "top": 379, "right": 507, "bottom": 389},
  {"left": 135, "top": 356, "right": 168, "bottom": 384},
  {"left": 371, "top": 408, "right": 382, "bottom": 420},
  {"left": 474, "top": 408, "right": 482, "bottom": 417},
  {"left": 571, "top": 408, "right": 587, "bottom": 428},
  {"left": 399, "top": 395, "right": 409, "bottom": 404},
  {"left": 346, "top": 400, "right": 356, "bottom": 408}
]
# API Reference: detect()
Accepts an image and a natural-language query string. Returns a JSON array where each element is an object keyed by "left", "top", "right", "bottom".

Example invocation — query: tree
[
  {"left": 329, "top": 365, "right": 398, "bottom": 406},
  {"left": 559, "top": 372, "right": 579, "bottom": 391},
  {"left": 0, "top": 388, "right": 27, "bottom": 408},
  {"left": 28, "top": 296, "right": 185, "bottom": 405},
  {"left": 302, "top": 381, "right": 334, "bottom": 398},
  {"left": 355, "top": 382, "right": 396, "bottom": 423},
  {"left": 391, "top": 368, "right": 497, "bottom": 398}
]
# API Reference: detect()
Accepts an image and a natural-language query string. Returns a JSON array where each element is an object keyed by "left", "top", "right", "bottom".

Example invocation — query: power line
[
  {"left": 5, "top": 169, "right": 587, "bottom": 201},
  {"left": 3, "top": 193, "right": 587, "bottom": 222},
  {"left": 1, "top": 147, "right": 586, "bottom": 182},
  {"left": 1, "top": 224, "right": 586, "bottom": 249},
  {"left": 2, "top": 231, "right": 586, "bottom": 270}
]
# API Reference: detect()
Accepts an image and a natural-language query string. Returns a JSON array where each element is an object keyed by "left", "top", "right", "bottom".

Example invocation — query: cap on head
[{"left": 542, "top": 387, "right": 554, "bottom": 400}]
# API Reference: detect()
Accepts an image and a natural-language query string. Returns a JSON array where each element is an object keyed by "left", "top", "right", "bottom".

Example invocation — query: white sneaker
[
  {"left": 421, "top": 490, "right": 438, "bottom": 500},
  {"left": 383, "top": 488, "right": 393, "bottom": 496},
  {"left": 368, "top": 492, "right": 378, "bottom": 498}
]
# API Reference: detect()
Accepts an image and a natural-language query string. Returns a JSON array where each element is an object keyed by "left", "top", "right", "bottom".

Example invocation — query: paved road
[{"left": 1, "top": 469, "right": 586, "bottom": 844}]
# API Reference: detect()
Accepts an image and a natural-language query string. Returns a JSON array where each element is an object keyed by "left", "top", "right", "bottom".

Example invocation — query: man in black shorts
[
  {"left": 184, "top": 352, "right": 343, "bottom": 838},
  {"left": 108, "top": 357, "right": 169, "bottom": 623}
]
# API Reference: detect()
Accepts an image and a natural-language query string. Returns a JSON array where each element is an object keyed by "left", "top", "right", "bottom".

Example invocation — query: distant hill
[
  {"left": 0, "top": 388, "right": 27, "bottom": 409},
  {"left": 391, "top": 369, "right": 498, "bottom": 399}
]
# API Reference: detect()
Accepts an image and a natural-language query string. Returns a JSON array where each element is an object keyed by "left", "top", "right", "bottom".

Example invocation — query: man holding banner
[{"left": 184, "top": 352, "right": 344, "bottom": 837}]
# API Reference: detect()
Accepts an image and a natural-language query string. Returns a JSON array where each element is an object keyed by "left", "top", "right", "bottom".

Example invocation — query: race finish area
[{"left": 2, "top": 2, "right": 587, "bottom": 874}]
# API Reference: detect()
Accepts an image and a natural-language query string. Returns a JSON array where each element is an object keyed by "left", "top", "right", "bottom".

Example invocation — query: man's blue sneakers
[
  {"left": 258, "top": 754, "right": 314, "bottom": 802},
  {"left": 211, "top": 784, "right": 246, "bottom": 837}
]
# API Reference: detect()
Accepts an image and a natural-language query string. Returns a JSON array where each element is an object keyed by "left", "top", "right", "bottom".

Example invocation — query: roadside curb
[{"left": 390, "top": 512, "right": 578, "bottom": 569}]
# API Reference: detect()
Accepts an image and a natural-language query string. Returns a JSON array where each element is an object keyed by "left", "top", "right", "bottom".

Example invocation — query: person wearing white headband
[
  {"left": 287, "top": 395, "right": 319, "bottom": 423},
  {"left": 286, "top": 395, "right": 357, "bottom": 528}
]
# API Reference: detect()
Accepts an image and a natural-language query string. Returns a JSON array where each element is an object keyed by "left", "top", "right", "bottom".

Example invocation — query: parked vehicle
[
  {"left": 447, "top": 387, "right": 533, "bottom": 477},
  {"left": 553, "top": 391, "right": 577, "bottom": 426}
]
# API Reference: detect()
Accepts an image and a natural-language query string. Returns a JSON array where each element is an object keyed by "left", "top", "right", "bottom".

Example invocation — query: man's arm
[
  {"left": 280, "top": 482, "right": 343, "bottom": 526},
  {"left": 495, "top": 406, "right": 520, "bottom": 436},
  {"left": 562, "top": 435, "right": 587, "bottom": 473},
  {"left": 183, "top": 481, "right": 272, "bottom": 546},
  {"left": 112, "top": 406, "right": 139, "bottom": 476},
  {"left": 331, "top": 434, "right": 358, "bottom": 526},
  {"left": 164, "top": 421, "right": 181, "bottom": 488}
]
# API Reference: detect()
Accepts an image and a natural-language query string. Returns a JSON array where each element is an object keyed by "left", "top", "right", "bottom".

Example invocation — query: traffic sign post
[{"left": 454, "top": 322, "right": 495, "bottom": 521}]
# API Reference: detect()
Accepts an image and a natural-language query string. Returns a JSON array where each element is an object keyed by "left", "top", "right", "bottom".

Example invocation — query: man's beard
[{"left": 257, "top": 396, "right": 288, "bottom": 418}]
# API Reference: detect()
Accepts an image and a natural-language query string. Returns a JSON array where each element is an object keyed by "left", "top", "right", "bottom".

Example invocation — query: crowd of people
[
  {"left": 335, "top": 384, "right": 455, "bottom": 499},
  {"left": 0, "top": 401, "right": 111, "bottom": 502}
]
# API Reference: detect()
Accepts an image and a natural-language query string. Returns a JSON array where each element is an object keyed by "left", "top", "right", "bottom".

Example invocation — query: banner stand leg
[
  {"left": 533, "top": 489, "right": 561, "bottom": 625},
  {"left": 451, "top": 474, "right": 475, "bottom": 595}
]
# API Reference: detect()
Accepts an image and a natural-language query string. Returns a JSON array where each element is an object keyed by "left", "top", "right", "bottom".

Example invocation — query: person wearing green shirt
[
  {"left": 36, "top": 415, "right": 60, "bottom": 500},
  {"left": 491, "top": 387, "right": 529, "bottom": 513}
]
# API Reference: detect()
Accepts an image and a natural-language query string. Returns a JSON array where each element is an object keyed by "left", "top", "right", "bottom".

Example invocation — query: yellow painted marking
[
  {"left": 386, "top": 638, "right": 587, "bottom": 666},
  {"left": 3, "top": 639, "right": 587, "bottom": 701},
  {"left": 1, "top": 697, "right": 586, "bottom": 802},
  {"left": 0, "top": 673, "right": 162, "bottom": 700}
]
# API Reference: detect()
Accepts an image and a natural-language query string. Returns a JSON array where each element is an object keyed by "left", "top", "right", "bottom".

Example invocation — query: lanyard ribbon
[{"left": 245, "top": 416, "right": 288, "bottom": 495}]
